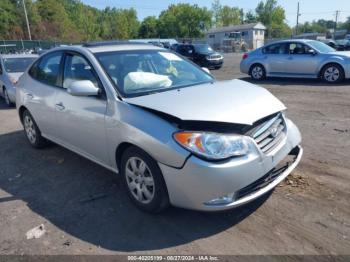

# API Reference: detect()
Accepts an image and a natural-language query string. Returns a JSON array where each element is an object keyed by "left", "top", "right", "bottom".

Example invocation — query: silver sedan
[
  {"left": 240, "top": 39, "right": 350, "bottom": 83},
  {"left": 16, "top": 43, "right": 302, "bottom": 213},
  {"left": 0, "top": 54, "right": 38, "bottom": 106}
]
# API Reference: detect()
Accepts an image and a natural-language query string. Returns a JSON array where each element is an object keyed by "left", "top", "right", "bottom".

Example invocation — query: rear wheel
[
  {"left": 22, "top": 110, "right": 48, "bottom": 148},
  {"left": 3, "top": 87, "right": 14, "bottom": 107},
  {"left": 321, "top": 64, "right": 344, "bottom": 83},
  {"left": 250, "top": 64, "right": 266, "bottom": 80},
  {"left": 121, "top": 146, "right": 169, "bottom": 213}
]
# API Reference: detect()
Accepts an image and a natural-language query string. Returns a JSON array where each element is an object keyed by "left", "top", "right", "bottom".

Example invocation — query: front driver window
[
  {"left": 289, "top": 43, "right": 311, "bottom": 55},
  {"left": 63, "top": 54, "right": 99, "bottom": 89}
]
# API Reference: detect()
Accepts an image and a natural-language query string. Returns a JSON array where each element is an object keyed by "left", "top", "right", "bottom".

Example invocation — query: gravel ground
[{"left": 0, "top": 53, "right": 349, "bottom": 255}]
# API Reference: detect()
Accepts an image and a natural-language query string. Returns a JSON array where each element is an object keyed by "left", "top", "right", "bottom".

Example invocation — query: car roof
[
  {"left": 33, "top": 42, "right": 167, "bottom": 56},
  {"left": 266, "top": 39, "right": 315, "bottom": 45},
  {"left": 0, "top": 53, "right": 39, "bottom": 59},
  {"left": 85, "top": 43, "right": 164, "bottom": 53}
]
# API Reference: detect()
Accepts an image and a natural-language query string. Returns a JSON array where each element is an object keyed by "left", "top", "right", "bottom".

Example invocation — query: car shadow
[
  {"left": 0, "top": 130, "right": 271, "bottom": 252},
  {"left": 239, "top": 76, "right": 350, "bottom": 86}
]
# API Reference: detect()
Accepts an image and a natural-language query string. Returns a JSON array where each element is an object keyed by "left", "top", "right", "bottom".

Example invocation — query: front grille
[
  {"left": 208, "top": 54, "right": 222, "bottom": 60},
  {"left": 251, "top": 113, "right": 286, "bottom": 154}
]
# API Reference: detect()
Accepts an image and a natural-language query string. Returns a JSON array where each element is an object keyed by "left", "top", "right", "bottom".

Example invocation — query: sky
[{"left": 82, "top": 0, "right": 350, "bottom": 27}]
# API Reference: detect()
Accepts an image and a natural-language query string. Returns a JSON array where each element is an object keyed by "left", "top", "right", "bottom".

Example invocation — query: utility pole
[
  {"left": 22, "top": 0, "right": 32, "bottom": 40},
  {"left": 334, "top": 10, "right": 340, "bottom": 39},
  {"left": 295, "top": 2, "right": 301, "bottom": 36}
]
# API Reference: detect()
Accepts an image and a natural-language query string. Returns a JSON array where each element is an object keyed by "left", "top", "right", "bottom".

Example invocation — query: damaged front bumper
[{"left": 159, "top": 118, "right": 302, "bottom": 211}]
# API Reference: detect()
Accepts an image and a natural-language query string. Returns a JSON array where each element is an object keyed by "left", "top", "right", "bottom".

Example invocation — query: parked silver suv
[{"left": 16, "top": 42, "right": 302, "bottom": 212}]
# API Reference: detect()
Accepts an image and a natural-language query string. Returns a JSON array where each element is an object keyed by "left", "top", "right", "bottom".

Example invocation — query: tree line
[{"left": 0, "top": 0, "right": 349, "bottom": 42}]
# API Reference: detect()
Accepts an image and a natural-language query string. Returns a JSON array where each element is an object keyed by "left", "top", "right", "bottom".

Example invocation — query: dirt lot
[{"left": 0, "top": 53, "right": 349, "bottom": 255}]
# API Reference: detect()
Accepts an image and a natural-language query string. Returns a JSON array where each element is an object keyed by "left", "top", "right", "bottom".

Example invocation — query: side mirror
[
  {"left": 202, "top": 67, "right": 211, "bottom": 74},
  {"left": 308, "top": 49, "right": 316, "bottom": 55},
  {"left": 67, "top": 80, "right": 100, "bottom": 96}
]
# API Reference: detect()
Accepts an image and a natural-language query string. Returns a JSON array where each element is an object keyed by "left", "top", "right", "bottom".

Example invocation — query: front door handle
[
  {"left": 26, "top": 93, "right": 33, "bottom": 99},
  {"left": 55, "top": 102, "right": 65, "bottom": 111}
]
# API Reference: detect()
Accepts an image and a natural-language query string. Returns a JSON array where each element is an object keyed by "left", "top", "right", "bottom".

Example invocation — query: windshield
[
  {"left": 3, "top": 57, "right": 36, "bottom": 73},
  {"left": 194, "top": 44, "right": 214, "bottom": 53},
  {"left": 308, "top": 40, "right": 335, "bottom": 53},
  {"left": 95, "top": 50, "right": 214, "bottom": 97}
]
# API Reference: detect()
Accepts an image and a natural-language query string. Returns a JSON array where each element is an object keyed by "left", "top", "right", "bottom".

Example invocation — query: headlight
[{"left": 173, "top": 131, "right": 249, "bottom": 160}]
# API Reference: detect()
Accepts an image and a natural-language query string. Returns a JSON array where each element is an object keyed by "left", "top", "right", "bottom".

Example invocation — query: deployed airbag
[{"left": 124, "top": 72, "right": 172, "bottom": 93}]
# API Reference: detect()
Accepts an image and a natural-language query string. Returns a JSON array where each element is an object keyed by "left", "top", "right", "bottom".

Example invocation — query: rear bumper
[
  {"left": 2, "top": 85, "right": 16, "bottom": 103},
  {"left": 240, "top": 60, "right": 250, "bottom": 74},
  {"left": 159, "top": 118, "right": 302, "bottom": 211}
]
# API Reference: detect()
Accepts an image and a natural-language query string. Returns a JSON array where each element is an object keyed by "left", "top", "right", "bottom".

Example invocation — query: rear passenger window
[
  {"left": 30, "top": 52, "right": 63, "bottom": 86},
  {"left": 262, "top": 43, "right": 288, "bottom": 54}
]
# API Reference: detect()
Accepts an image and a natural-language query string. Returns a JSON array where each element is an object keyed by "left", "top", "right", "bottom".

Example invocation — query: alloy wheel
[
  {"left": 324, "top": 66, "right": 340, "bottom": 82},
  {"left": 251, "top": 66, "right": 263, "bottom": 79},
  {"left": 125, "top": 157, "right": 155, "bottom": 204},
  {"left": 24, "top": 115, "right": 37, "bottom": 144}
]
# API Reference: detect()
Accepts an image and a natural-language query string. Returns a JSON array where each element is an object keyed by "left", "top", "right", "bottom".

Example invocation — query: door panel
[
  {"left": 263, "top": 43, "right": 289, "bottom": 74},
  {"left": 54, "top": 53, "right": 109, "bottom": 165},
  {"left": 284, "top": 43, "right": 320, "bottom": 75},
  {"left": 54, "top": 91, "right": 109, "bottom": 164},
  {"left": 23, "top": 78, "right": 57, "bottom": 137},
  {"left": 23, "top": 52, "right": 63, "bottom": 137}
]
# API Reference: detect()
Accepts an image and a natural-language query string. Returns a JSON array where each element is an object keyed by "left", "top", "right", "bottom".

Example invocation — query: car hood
[
  {"left": 7, "top": 72, "right": 23, "bottom": 82},
  {"left": 124, "top": 79, "right": 286, "bottom": 126},
  {"left": 330, "top": 51, "right": 350, "bottom": 57}
]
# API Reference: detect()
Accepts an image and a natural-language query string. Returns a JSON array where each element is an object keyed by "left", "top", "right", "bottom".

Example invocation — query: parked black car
[
  {"left": 336, "top": 39, "right": 350, "bottom": 51},
  {"left": 175, "top": 43, "right": 224, "bottom": 69},
  {"left": 320, "top": 39, "right": 337, "bottom": 49}
]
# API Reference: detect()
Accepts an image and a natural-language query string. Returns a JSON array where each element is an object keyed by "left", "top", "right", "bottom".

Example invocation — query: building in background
[{"left": 206, "top": 22, "right": 266, "bottom": 51}]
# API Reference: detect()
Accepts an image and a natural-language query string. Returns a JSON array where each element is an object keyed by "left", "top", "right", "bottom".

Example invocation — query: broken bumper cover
[{"left": 159, "top": 119, "right": 302, "bottom": 211}]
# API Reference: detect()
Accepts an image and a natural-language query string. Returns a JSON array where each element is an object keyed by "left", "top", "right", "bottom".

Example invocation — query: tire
[
  {"left": 3, "top": 87, "right": 14, "bottom": 107},
  {"left": 214, "top": 66, "right": 222, "bottom": 70},
  {"left": 321, "top": 64, "right": 345, "bottom": 83},
  {"left": 121, "top": 146, "right": 169, "bottom": 213},
  {"left": 250, "top": 64, "right": 266, "bottom": 80},
  {"left": 22, "top": 110, "right": 48, "bottom": 148}
]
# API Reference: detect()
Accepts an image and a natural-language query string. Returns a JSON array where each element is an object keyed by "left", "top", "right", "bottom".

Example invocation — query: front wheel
[
  {"left": 321, "top": 64, "right": 344, "bottom": 83},
  {"left": 121, "top": 146, "right": 169, "bottom": 213},
  {"left": 250, "top": 64, "right": 266, "bottom": 80}
]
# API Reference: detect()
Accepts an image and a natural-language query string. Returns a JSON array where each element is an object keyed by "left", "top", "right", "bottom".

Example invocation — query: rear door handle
[{"left": 55, "top": 102, "right": 65, "bottom": 111}]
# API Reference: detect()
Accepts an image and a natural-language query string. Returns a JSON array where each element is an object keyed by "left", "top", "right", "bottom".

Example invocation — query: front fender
[
  {"left": 317, "top": 56, "right": 349, "bottom": 76},
  {"left": 106, "top": 100, "right": 191, "bottom": 171}
]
